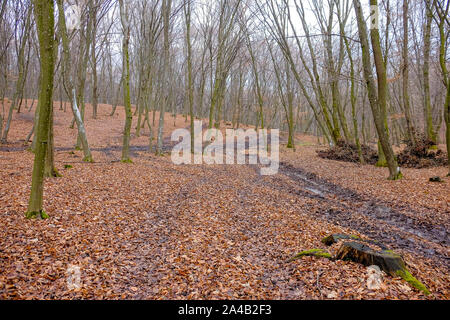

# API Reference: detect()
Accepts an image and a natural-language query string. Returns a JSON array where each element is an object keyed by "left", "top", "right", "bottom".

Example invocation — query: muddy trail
[
  {"left": 260, "top": 162, "right": 450, "bottom": 269},
  {"left": 3, "top": 135, "right": 448, "bottom": 270},
  {"left": 4, "top": 135, "right": 447, "bottom": 269}
]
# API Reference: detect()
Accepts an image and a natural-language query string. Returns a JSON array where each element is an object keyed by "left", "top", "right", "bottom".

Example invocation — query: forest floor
[{"left": 0, "top": 100, "right": 448, "bottom": 300}]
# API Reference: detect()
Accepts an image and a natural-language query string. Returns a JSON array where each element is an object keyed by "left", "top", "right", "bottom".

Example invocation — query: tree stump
[
  {"left": 336, "top": 241, "right": 430, "bottom": 295},
  {"left": 336, "top": 241, "right": 405, "bottom": 276},
  {"left": 290, "top": 234, "right": 430, "bottom": 295}
]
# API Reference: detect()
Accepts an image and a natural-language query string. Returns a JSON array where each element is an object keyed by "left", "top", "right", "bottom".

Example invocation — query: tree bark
[
  {"left": 353, "top": 0, "right": 402, "bottom": 180},
  {"left": 1, "top": 6, "right": 32, "bottom": 143},
  {"left": 156, "top": 0, "right": 171, "bottom": 155},
  {"left": 401, "top": 0, "right": 416, "bottom": 145},
  {"left": 184, "top": 0, "right": 194, "bottom": 154},
  {"left": 423, "top": 0, "right": 435, "bottom": 143},
  {"left": 56, "top": 0, "right": 93, "bottom": 162},
  {"left": 118, "top": 0, "right": 132, "bottom": 163},
  {"left": 26, "top": 0, "right": 55, "bottom": 219}
]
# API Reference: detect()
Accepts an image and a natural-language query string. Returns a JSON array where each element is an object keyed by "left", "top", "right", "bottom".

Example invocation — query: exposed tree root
[{"left": 288, "top": 249, "right": 333, "bottom": 261}]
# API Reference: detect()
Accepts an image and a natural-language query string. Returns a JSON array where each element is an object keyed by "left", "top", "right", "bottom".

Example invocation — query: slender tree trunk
[
  {"left": 286, "top": 63, "right": 295, "bottom": 150},
  {"left": 119, "top": 0, "right": 132, "bottom": 163},
  {"left": 336, "top": 0, "right": 363, "bottom": 162},
  {"left": 26, "top": 0, "right": 56, "bottom": 219},
  {"left": 402, "top": 0, "right": 416, "bottom": 145},
  {"left": 91, "top": 1, "right": 98, "bottom": 119},
  {"left": 432, "top": 0, "right": 450, "bottom": 174},
  {"left": 1, "top": 7, "right": 32, "bottom": 143},
  {"left": 423, "top": 0, "right": 435, "bottom": 143},
  {"left": 184, "top": 0, "right": 194, "bottom": 154},
  {"left": 110, "top": 76, "right": 123, "bottom": 116},
  {"left": 44, "top": 35, "right": 61, "bottom": 178},
  {"left": 245, "top": 30, "right": 264, "bottom": 131},
  {"left": 44, "top": 97, "right": 59, "bottom": 177},
  {"left": 353, "top": 0, "right": 402, "bottom": 179},
  {"left": 75, "top": 4, "right": 93, "bottom": 149},
  {"left": 57, "top": 0, "right": 93, "bottom": 162},
  {"left": 156, "top": 0, "right": 171, "bottom": 155}
]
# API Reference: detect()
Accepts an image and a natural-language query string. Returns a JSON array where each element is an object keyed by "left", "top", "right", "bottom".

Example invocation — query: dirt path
[
  {"left": 94, "top": 152, "right": 449, "bottom": 299},
  {"left": 1, "top": 105, "right": 448, "bottom": 299},
  {"left": 276, "top": 163, "right": 449, "bottom": 266}
]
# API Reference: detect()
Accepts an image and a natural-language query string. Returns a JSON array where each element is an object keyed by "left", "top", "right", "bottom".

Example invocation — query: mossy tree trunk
[
  {"left": 44, "top": 33, "right": 61, "bottom": 178},
  {"left": 156, "top": 0, "right": 171, "bottom": 155},
  {"left": 26, "top": 0, "right": 55, "bottom": 219},
  {"left": 353, "top": 0, "right": 402, "bottom": 180},
  {"left": 431, "top": 0, "right": 450, "bottom": 175},
  {"left": 118, "top": 0, "right": 132, "bottom": 163},
  {"left": 401, "top": 0, "right": 416, "bottom": 145},
  {"left": 91, "top": 0, "right": 98, "bottom": 120},
  {"left": 184, "top": 0, "right": 194, "bottom": 154},
  {"left": 423, "top": 0, "right": 436, "bottom": 144},
  {"left": 44, "top": 94, "right": 59, "bottom": 178},
  {"left": 285, "top": 61, "right": 295, "bottom": 150},
  {"left": 110, "top": 75, "right": 123, "bottom": 117}
]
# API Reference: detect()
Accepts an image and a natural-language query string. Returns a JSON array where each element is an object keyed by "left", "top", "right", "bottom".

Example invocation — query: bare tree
[
  {"left": 26, "top": 0, "right": 56, "bottom": 219},
  {"left": 118, "top": 0, "right": 133, "bottom": 162},
  {"left": 353, "top": 0, "right": 402, "bottom": 179},
  {"left": 57, "top": 0, "right": 93, "bottom": 162},
  {"left": 156, "top": 0, "right": 172, "bottom": 155}
]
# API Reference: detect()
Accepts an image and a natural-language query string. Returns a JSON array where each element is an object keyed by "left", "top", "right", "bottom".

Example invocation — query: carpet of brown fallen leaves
[{"left": 0, "top": 100, "right": 448, "bottom": 300}]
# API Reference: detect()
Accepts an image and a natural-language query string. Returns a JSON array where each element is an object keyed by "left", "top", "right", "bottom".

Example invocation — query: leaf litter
[{"left": 0, "top": 102, "right": 448, "bottom": 300}]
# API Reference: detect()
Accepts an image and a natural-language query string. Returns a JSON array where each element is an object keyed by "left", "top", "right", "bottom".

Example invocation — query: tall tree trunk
[
  {"left": 1, "top": 6, "right": 32, "bottom": 143},
  {"left": 353, "top": 0, "right": 402, "bottom": 180},
  {"left": 57, "top": 0, "right": 93, "bottom": 162},
  {"left": 44, "top": 96, "right": 59, "bottom": 177},
  {"left": 75, "top": 3, "right": 93, "bottom": 149},
  {"left": 44, "top": 35, "right": 61, "bottom": 178},
  {"left": 156, "top": 0, "right": 171, "bottom": 155},
  {"left": 110, "top": 76, "right": 123, "bottom": 116},
  {"left": 184, "top": 0, "right": 195, "bottom": 154},
  {"left": 285, "top": 61, "right": 295, "bottom": 150},
  {"left": 402, "top": 0, "right": 416, "bottom": 145},
  {"left": 91, "top": 0, "right": 98, "bottom": 119},
  {"left": 26, "top": 0, "right": 56, "bottom": 219},
  {"left": 336, "top": 0, "right": 364, "bottom": 163},
  {"left": 432, "top": 0, "right": 450, "bottom": 174},
  {"left": 245, "top": 30, "right": 264, "bottom": 131},
  {"left": 118, "top": 0, "right": 132, "bottom": 163},
  {"left": 423, "top": 0, "right": 435, "bottom": 143}
]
